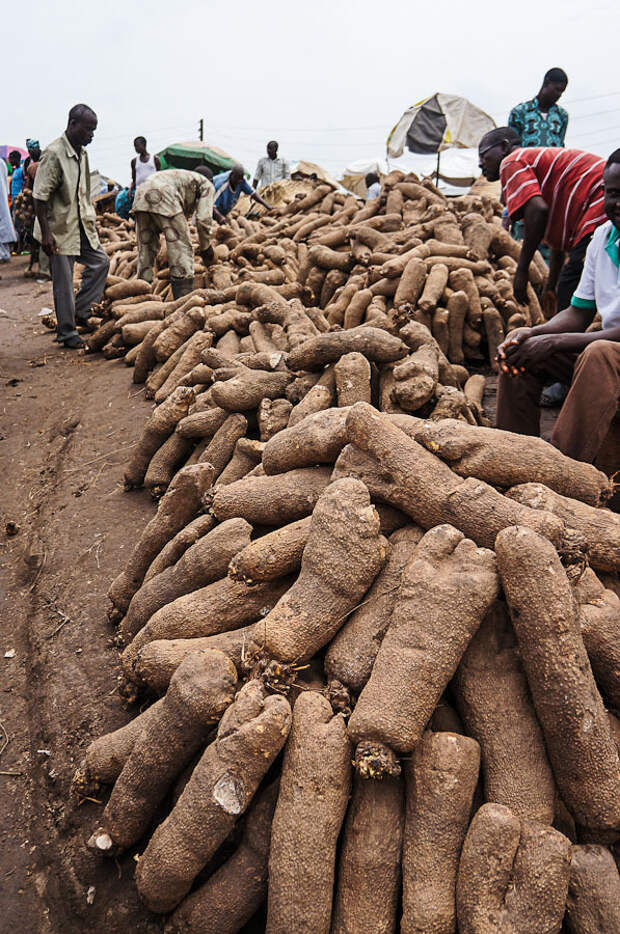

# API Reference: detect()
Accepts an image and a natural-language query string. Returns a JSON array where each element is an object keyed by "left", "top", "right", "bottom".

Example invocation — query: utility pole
[{"left": 199, "top": 118, "right": 204, "bottom": 142}]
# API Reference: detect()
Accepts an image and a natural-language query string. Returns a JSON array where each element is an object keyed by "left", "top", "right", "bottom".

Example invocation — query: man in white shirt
[
  {"left": 495, "top": 149, "right": 620, "bottom": 464},
  {"left": 365, "top": 172, "right": 381, "bottom": 201},
  {"left": 253, "top": 141, "right": 290, "bottom": 189}
]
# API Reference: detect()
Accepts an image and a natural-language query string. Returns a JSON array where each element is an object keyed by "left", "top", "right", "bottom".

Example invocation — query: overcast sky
[{"left": 4, "top": 0, "right": 619, "bottom": 185}]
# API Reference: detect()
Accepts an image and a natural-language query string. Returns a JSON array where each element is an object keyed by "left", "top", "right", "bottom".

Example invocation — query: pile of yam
[{"left": 72, "top": 176, "right": 620, "bottom": 932}]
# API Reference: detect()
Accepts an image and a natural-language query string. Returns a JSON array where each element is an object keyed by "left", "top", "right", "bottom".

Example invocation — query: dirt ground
[{"left": 0, "top": 256, "right": 160, "bottom": 933}]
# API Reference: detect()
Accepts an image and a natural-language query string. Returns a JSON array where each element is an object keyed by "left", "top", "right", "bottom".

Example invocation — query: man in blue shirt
[
  {"left": 508, "top": 68, "right": 569, "bottom": 148},
  {"left": 212, "top": 164, "right": 270, "bottom": 222}
]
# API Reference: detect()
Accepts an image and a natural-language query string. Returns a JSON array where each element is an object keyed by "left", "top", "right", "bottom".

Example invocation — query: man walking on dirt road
[{"left": 33, "top": 104, "right": 110, "bottom": 349}]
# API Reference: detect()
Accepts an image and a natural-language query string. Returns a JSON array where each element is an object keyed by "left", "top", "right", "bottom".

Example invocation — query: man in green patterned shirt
[{"left": 508, "top": 68, "right": 569, "bottom": 148}]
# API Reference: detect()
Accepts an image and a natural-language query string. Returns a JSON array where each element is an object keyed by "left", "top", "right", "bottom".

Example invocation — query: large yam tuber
[
  {"left": 286, "top": 326, "right": 406, "bottom": 371},
  {"left": 391, "top": 343, "right": 439, "bottom": 411},
  {"left": 401, "top": 731, "right": 480, "bottom": 934},
  {"left": 229, "top": 517, "right": 311, "bottom": 585},
  {"left": 506, "top": 482, "right": 620, "bottom": 571},
  {"left": 211, "top": 368, "right": 292, "bottom": 412},
  {"left": 334, "top": 352, "right": 372, "bottom": 406},
  {"left": 135, "top": 681, "right": 291, "bottom": 913},
  {"left": 133, "top": 625, "right": 259, "bottom": 694},
  {"left": 122, "top": 576, "right": 290, "bottom": 675},
  {"left": 88, "top": 650, "right": 237, "bottom": 854},
  {"left": 331, "top": 772, "right": 404, "bottom": 934},
  {"left": 496, "top": 526, "right": 620, "bottom": 833},
  {"left": 108, "top": 463, "right": 215, "bottom": 617},
  {"left": 393, "top": 256, "right": 427, "bottom": 313},
  {"left": 124, "top": 386, "right": 194, "bottom": 489},
  {"left": 565, "top": 844, "right": 620, "bottom": 933},
  {"left": 453, "top": 602, "right": 556, "bottom": 823},
  {"left": 248, "top": 478, "right": 385, "bottom": 668},
  {"left": 344, "top": 404, "right": 567, "bottom": 552},
  {"left": 325, "top": 524, "right": 423, "bottom": 696},
  {"left": 144, "top": 514, "right": 216, "bottom": 582},
  {"left": 212, "top": 467, "right": 332, "bottom": 526},
  {"left": 349, "top": 524, "right": 498, "bottom": 776},
  {"left": 266, "top": 692, "right": 351, "bottom": 934},
  {"left": 72, "top": 699, "right": 165, "bottom": 797},
  {"left": 262, "top": 407, "right": 348, "bottom": 474},
  {"left": 571, "top": 568, "right": 620, "bottom": 710},
  {"left": 119, "top": 519, "right": 252, "bottom": 643},
  {"left": 414, "top": 421, "right": 612, "bottom": 507},
  {"left": 456, "top": 803, "right": 571, "bottom": 934},
  {"left": 165, "top": 779, "right": 279, "bottom": 934}
]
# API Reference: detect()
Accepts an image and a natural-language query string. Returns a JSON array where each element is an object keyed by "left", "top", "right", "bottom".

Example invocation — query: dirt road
[{"left": 0, "top": 257, "right": 159, "bottom": 932}]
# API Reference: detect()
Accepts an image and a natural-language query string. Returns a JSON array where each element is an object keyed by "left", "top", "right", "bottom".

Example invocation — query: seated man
[{"left": 496, "top": 149, "right": 620, "bottom": 465}]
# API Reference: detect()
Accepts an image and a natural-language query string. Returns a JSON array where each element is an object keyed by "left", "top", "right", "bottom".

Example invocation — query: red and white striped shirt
[{"left": 500, "top": 148, "right": 606, "bottom": 252}]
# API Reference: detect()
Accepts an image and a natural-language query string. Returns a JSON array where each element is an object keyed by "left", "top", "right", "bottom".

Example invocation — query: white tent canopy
[{"left": 341, "top": 148, "right": 483, "bottom": 196}]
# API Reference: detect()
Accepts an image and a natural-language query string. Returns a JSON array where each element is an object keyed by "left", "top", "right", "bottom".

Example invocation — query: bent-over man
[
  {"left": 495, "top": 149, "right": 620, "bottom": 464},
  {"left": 133, "top": 166, "right": 215, "bottom": 298},
  {"left": 479, "top": 128, "right": 606, "bottom": 310},
  {"left": 33, "top": 104, "right": 109, "bottom": 348}
]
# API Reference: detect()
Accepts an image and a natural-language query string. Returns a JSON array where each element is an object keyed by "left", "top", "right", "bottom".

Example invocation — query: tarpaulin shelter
[
  {"left": 387, "top": 94, "right": 495, "bottom": 183},
  {"left": 156, "top": 141, "right": 238, "bottom": 175}
]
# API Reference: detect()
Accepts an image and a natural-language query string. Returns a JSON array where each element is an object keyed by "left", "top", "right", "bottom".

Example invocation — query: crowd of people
[{"left": 1, "top": 68, "right": 618, "bottom": 468}]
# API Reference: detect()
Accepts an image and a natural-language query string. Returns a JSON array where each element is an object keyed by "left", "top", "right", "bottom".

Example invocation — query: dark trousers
[
  {"left": 556, "top": 234, "right": 591, "bottom": 310},
  {"left": 496, "top": 340, "right": 620, "bottom": 464},
  {"left": 50, "top": 224, "right": 109, "bottom": 342}
]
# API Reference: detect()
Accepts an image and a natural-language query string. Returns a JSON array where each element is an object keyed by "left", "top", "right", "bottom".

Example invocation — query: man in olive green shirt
[
  {"left": 132, "top": 166, "right": 215, "bottom": 298},
  {"left": 34, "top": 104, "right": 109, "bottom": 348}
]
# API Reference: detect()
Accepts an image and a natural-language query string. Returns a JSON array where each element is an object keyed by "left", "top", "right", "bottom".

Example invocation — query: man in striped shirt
[
  {"left": 479, "top": 128, "right": 606, "bottom": 309},
  {"left": 494, "top": 149, "right": 620, "bottom": 465}
]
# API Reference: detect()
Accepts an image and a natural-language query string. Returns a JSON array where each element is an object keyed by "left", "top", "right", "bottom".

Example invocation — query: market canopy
[
  {"left": 387, "top": 94, "right": 496, "bottom": 158},
  {"left": 156, "top": 140, "right": 238, "bottom": 174}
]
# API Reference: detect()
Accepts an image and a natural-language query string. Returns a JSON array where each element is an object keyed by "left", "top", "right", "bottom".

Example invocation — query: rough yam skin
[
  {"left": 212, "top": 467, "right": 332, "bottom": 526},
  {"left": 248, "top": 478, "right": 385, "bottom": 664},
  {"left": 334, "top": 352, "right": 372, "bottom": 406},
  {"left": 456, "top": 803, "right": 571, "bottom": 934},
  {"left": 120, "top": 519, "right": 252, "bottom": 643},
  {"left": 496, "top": 526, "right": 620, "bottom": 834},
  {"left": 122, "top": 577, "right": 290, "bottom": 676},
  {"left": 453, "top": 602, "right": 556, "bottom": 824},
  {"left": 266, "top": 692, "right": 351, "bottom": 934},
  {"left": 134, "top": 626, "right": 259, "bottom": 694},
  {"left": 144, "top": 514, "right": 216, "bottom": 582},
  {"left": 414, "top": 420, "right": 612, "bottom": 506},
  {"left": 401, "top": 731, "right": 481, "bottom": 934},
  {"left": 325, "top": 525, "right": 423, "bottom": 694},
  {"left": 565, "top": 844, "right": 620, "bottom": 933},
  {"left": 286, "top": 326, "right": 407, "bottom": 371},
  {"left": 571, "top": 568, "right": 620, "bottom": 709},
  {"left": 72, "top": 699, "right": 165, "bottom": 796},
  {"left": 108, "top": 463, "right": 215, "bottom": 615},
  {"left": 211, "top": 369, "right": 292, "bottom": 412},
  {"left": 262, "top": 408, "right": 349, "bottom": 475},
  {"left": 331, "top": 772, "right": 404, "bottom": 934},
  {"left": 123, "top": 385, "right": 194, "bottom": 489},
  {"left": 165, "top": 779, "right": 279, "bottom": 934},
  {"left": 228, "top": 517, "right": 311, "bottom": 585},
  {"left": 348, "top": 524, "right": 499, "bottom": 755},
  {"left": 135, "top": 681, "right": 291, "bottom": 914},
  {"left": 90, "top": 650, "right": 237, "bottom": 852},
  {"left": 343, "top": 404, "right": 565, "bottom": 551},
  {"left": 506, "top": 482, "right": 620, "bottom": 572}
]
